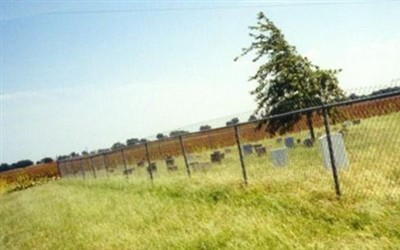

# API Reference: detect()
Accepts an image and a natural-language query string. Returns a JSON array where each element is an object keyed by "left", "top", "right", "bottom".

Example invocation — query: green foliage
[
  {"left": 111, "top": 142, "right": 125, "bottom": 150},
  {"left": 169, "top": 130, "right": 189, "bottom": 137},
  {"left": 200, "top": 125, "right": 212, "bottom": 131},
  {"left": 236, "top": 12, "right": 345, "bottom": 137},
  {"left": 156, "top": 133, "right": 166, "bottom": 140},
  {"left": 226, "top": 117, "right": 239, "bottom": 126},
  {"left": 126, "top": 138, "right": 140, "bottom": 146}
]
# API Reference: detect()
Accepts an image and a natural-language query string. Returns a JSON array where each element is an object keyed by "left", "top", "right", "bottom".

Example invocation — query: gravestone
[
  {"left": 165, "top": 156, "right": 178, "bottom": 171},
  {"left": 318, "top": 133, "right": 349, "bottom": 170},
  {"left": 256, "top": 146, "right": 267, "bottom": 157},
  {"left": 303, "top": 138, "right": 314, "bottom": 148},
  {"left": 147, "top": 162, "right": 157, "bottom": 173},
  {"left": 270, "top": 148, "right": 288, "bottom": 167},
  {"left": 353, "top": 119, "right": 361, "bottom": 125},
  {"left": 242, "top": 144, "right": 254, "bottom": 155},
  {"left": 276, "top": 138, "right": 283, "bottom": 144},
  {"left": 211, "top": 151, "right": 223, "bottom": 163},
  {"left": 285, "top": 137, "right": 295, "bottom": 148},
  {"left": 165, "top": 156, "right": 175, "bottom": 166}
]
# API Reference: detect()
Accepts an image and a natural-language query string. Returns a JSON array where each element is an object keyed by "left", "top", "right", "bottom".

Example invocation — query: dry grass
[{"left": 1, "top": 113, "right": 399, "bottom": 249}]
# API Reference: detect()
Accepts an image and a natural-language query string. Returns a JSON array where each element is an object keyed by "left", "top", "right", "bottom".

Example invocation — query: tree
[
  {"left": 199, "top": 125, "right": 212, "bottom": 131},
  {"left": 235, "top": 12, "right": 344, "bottom": 140},
  {"left": 126, "top": 138, "right": 139, "bottom": 146},
  {"left": 169, "top": 130, "right": 189, "bottom": 137},
  {"left": 57, "top": 155, "right": 69, "bottom": 161},
  {"left": 156, "top": 133, "right": 165, "bottom": 140},
  {"left": 0, "top": 163, "right": 11, "bottom": 172},
  {"left": 81, "top": 151, "right": 89, "bottom": 156},
  {"left": 248, "top": 115, "right": 257, "bottom": 122},
  {"left": 40, "top": 157, "right": 54, "bottom": 164},
  {"left": 140, "top": 138, "right": 148, "bottom": 144},
  {"left": 226, "top": 117, "right": 239, "bottom": 126},
  {"left": 11, "top": 160, "right": 34, "bottom": 169},
  {"left": 70, "top": 152, "right": 79, "bottom": 158},
  {"left": 111, "top": 142, "right": 125, "bottom": 150},
  {"left": 231, "top": 117, "right": 239, "bottom": 124}
]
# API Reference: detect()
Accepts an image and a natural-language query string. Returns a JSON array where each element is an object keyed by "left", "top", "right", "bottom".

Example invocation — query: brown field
[{"left": 0, "top": 162, "right": 59, "bottom": 184}]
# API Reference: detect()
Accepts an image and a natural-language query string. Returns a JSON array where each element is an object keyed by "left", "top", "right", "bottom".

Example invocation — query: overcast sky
[{"left": 1, "top": 1, "right": 399, "bottom": 163}]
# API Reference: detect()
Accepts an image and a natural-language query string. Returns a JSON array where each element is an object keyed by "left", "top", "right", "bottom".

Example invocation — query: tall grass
[{"left": 1, "top": 113, "right": 399, "bottom": 249}]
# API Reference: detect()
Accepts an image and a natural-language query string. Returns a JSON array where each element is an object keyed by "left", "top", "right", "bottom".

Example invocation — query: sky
[{"left": 1, "top": 1, "right": 399, "bottom": 163}]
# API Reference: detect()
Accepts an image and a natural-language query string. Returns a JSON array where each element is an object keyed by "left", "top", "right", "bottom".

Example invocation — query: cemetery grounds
[{"left": 0, "top": 112, "right": 399, "bottom": 249}]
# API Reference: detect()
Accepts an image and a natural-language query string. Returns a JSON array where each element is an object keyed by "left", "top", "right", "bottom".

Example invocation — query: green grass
[{"left": 1, "top": 113, "right": 400, "bottom": 249}]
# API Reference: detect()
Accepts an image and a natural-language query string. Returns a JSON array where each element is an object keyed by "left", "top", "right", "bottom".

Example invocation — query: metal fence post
[
  {"left": 179, "top": 135, "right": 191, "bottom": 178},
  {"left": 144, "top": 142, "right": 154, "bottom": 184},
  {"left": 121, "top": 149, "right": 129, "bottom": 179},
  {"left": 102, "top": 153, "right": 109, "bottom": 178},
  {"left": 158, "top": 144, "right": 163, "bottom": 159},
  {"left": 89, "top": 156, "right": 97, "bottom": 179},
  {"left": 64, "top": 161, "right": 70, "bottom": 179},
  {"left": 56, "top": 160, "right": 62, "bottom": 178},
  {"left": 79, "top": 158, "right": 86, "bottom": 180},
  {"left": 234, "top": 125, "right": 248, "bottom": 185},
  {"left": 322, "top": 106, "right": 342, "bottom": 197},
  {"left": 71, "top": 160, "right": 77, "bottom": 179}
]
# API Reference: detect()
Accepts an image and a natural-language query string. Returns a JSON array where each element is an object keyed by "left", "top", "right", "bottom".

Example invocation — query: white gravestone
[
  {"left": 319, "top": 133, "right": 349, "bottom": 170},
  {"left": 270, "top": 148, "right": 288, "bottom": 167}
]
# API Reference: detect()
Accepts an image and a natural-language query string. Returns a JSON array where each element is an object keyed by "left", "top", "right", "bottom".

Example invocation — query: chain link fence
[{"left": 57, "top": 86, "right": 400, "bottom": 199}]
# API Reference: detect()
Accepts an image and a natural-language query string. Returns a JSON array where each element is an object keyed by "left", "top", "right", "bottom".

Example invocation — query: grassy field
[{"left": 1, "top": 113, "right": 399, "bottom": 249}]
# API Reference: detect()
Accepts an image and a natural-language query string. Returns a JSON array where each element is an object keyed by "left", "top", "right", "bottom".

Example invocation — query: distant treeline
[
  {"left": 0, "top": 158, "right": 53, "bottom": 173},
  {"left": 348, "top": 86, "right": 400, "bottom": 100}
]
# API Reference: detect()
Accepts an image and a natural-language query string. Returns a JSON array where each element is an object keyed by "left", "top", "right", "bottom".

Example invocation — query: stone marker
[
  {"left": 319, "top": 133, "right": 349, "bottom": 170},
  {"left": 270, "top": 148, "right": 288, "bottom": 167},
  {"left": 256, "top": 146, "right": 267, "bottom": 157},
  {"left": 165, "top": 156, "right": 178, "bottom": 171},
  {"left": 165, "top": 156, "right": 175, "bottom": 166},
  {"left": 285, "top": 137, "right": 295, "bottom": 148},
  {"left": 242, "top": 144, "right": 254, "bottom": 155},
  {"left": 147, "top": 162, "right": 157, "bottom": 173},
  {"left": 211, "top": 151, "right": 223, "bottom": 163},
  {"left": 353, "top": 119, "right": 361, "bottom": 125},
  {"left": 303, "top": 138, "right": 314, "bottom": 148}
]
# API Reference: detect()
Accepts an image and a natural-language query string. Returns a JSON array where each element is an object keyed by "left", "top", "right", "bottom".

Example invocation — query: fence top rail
[{"left": 58, "top": 90, "right": 400, "bottom": 163}]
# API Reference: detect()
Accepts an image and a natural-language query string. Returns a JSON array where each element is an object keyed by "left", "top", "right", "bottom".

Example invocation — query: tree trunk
[{"left": 306, "top": 112, "right": 315, "bottom": 141}]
